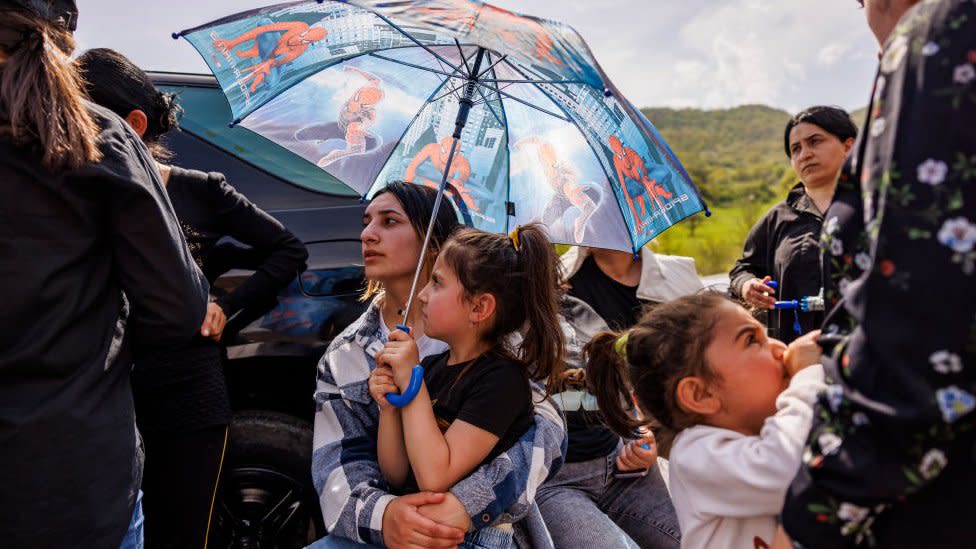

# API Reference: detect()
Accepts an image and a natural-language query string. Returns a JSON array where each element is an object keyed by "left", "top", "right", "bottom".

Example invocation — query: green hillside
[{"left": 641, "top": 105, "right": 798, "bottom": 275}]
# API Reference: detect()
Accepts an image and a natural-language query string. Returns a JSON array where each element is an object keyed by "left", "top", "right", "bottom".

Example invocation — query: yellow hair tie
[
  {"left": 509, "top": 226, "right": 522, "bottom": 251},
  {"left": 614, "top": 332, "right": 629, "bottom": 358}
]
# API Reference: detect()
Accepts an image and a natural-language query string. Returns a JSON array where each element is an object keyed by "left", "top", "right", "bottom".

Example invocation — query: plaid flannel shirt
[{"left": 312, "top": 300, "right": 567, "bottom": 546}]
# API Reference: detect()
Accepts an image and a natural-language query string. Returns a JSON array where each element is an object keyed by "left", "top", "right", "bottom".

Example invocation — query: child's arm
[
  {"left": 671, "top": 363, "right": 827, "bottom": 519},
  {"left": 400, "top": 385, "right": 501, "bottom": 493},
  {"left": 367, "top": 365, "right": 409, "bottom": 488},
  {"left": 381, "top": 331, "right": 505, "bottom": 493}
]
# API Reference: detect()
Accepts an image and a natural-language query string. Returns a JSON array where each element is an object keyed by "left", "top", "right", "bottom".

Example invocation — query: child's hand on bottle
[
  {"left": 379, "top": 328, "right": 420, "bottom": 388},
  {"left": 368, "top": 366, "right": 399, "bottom": 411},
  {"left": 783, "top": 330, "right": 822, "bottom": 377}
]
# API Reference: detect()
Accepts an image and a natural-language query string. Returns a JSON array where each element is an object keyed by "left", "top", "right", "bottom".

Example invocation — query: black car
[{"left": 153, "top": 72, "right": 368, "bottom": 549}]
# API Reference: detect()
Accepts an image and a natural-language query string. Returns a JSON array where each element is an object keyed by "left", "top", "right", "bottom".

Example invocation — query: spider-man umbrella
[{"left": 176, "top": 0, "right": 709, "bottom": 325}]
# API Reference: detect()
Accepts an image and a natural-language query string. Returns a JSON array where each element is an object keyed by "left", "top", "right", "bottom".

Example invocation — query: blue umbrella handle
[
  {"left": 385, "top": 324, "right": 424, "bottom": 408},
  {"left": 386, "top": 365, "right": 424, "bottom": 408}
]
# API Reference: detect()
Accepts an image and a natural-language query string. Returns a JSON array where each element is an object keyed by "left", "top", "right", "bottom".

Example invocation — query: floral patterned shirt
[{"left": 782, "top": 1, "right": 976, "bottom": 547}]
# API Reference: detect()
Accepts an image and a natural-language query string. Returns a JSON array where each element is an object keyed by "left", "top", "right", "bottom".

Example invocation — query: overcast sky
[{"left": 75, "top": 0, "right": 879, "bottom": 113}]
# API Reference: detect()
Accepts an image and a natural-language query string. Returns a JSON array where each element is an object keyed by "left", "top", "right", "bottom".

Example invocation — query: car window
[{"left": 159, "top": 84, "right": 357, "bottom": 197}]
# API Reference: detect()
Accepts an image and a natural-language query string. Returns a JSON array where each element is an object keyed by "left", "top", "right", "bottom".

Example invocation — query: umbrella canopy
[{"left": 176, "top": 0, "right": 708, "bottom": 254}]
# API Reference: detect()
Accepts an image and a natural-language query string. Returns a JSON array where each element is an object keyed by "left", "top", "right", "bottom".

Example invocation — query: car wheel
[{"left": 210, "top": 410, "right": 324, "bottom": 549}]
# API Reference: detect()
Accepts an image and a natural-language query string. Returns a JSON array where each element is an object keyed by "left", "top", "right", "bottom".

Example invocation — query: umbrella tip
[
  {"left": 171, "top": 31, "right": 181, "bottom": 40},
  {"left": 603, "top": 88, "right": 612, "bottom": 98},
  {"left": 359, "top": 194, "right": 367, "bottom": 204}
]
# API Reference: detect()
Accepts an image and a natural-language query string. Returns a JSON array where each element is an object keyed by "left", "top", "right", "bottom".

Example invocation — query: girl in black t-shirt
[{"left": 369, "top": 224, "right": 564, "bottom": 544}]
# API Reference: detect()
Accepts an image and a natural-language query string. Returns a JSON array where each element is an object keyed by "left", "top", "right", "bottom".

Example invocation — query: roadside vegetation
[{"left": 643, "top": 105, "right": 864, "bottom": 275}]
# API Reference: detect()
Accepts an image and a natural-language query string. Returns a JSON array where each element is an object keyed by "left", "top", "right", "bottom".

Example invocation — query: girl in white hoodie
[{"left": 585, "top": 292, "right": 826, "bottom": 548}]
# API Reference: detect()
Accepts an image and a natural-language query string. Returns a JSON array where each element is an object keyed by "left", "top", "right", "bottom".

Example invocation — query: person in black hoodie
[
  {"left": 0, "top": 3, "right": 208, "bottom": 548},
  {"left": 729, "top": 106, "right": 856, "bottom": 342},
  {"left": 77, "top": 48, "right": 308, "bottom": 549}
]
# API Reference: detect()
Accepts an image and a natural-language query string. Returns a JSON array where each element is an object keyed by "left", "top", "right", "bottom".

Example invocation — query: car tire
[{"left": 210, "top": 410, "right": 324, "bottom": 549}]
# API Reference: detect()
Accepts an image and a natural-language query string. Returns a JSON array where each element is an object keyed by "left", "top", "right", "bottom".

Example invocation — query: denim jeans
[
  {"left": 536, "top": 450, "right": 680, "bottom": 549},
  {"left": 305, "top": 536, "right": 381, "bottom": 549},
  {"left": 119, "top": 491, "right": 144, "bottom": 549},
  {"left": 305, "top": 527, "right": 513, "bottom": 549},
  {"left": 461, "top": 526, "right": 514, "bottom": 548}
]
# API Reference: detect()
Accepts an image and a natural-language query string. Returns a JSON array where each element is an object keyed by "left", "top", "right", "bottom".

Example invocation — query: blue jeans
[
  {"left": 536, "top": 451, "right": 680, "bottom": 549},
  {"left": 119, "top": 491, "right": 144, "bottom": 549},
  {"left": 305, "top": 536, "right": 382, "bottom": 549},
  {"left": 305, "top": 527, "right": 513, "bottom": 549}
]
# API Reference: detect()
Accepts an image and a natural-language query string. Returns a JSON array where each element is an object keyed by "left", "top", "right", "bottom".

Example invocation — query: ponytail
[
  {"left": 0, "top": 10, "right": 101, "bottom": 171},
  {"left": 440, "top": 224, "right": 564, "bottom": 392},
  {"left": 584, "top": 292, "right": 730, "bottom": 439},
  {"left": 584, "top": 331, "right": 642, "bottom": 438},
  {"left": 510, "top": 225, "right": 564, "bottom": 392},
  {"left": 76, "top": 48, "right": 182, "bottom": 161}
]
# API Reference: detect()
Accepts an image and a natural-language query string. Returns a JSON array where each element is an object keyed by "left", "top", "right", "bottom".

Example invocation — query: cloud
[
  {"left": 77, "top": 0, "right": 879, "bottom": 112},
  {"left": 498, "top": 0, "right": 877, "bottom": 111},
  {"left": 817, "top": 43, "right": 849, "bottom": 67},
  {"left": 653, "top": 0, "right": 875, "bottom": 110}
]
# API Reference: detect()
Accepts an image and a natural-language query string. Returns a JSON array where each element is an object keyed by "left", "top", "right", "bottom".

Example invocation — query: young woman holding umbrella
[{"left": 311, "top": 182, "right": 567, "bottom": 549}]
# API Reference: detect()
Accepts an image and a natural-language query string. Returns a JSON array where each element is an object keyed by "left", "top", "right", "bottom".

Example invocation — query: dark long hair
[
  {"left": 75, "top": 48, "right": 180, "bottom": 161},
  {"left": 783, "top": 105, "right": 857, "bottom": 158},
  {"left": 439, "top": 224, "right": 564, "bottom": 393},
  {"left": 0, "top": 10, "right": 100, "bottom": 171},
  {"left": 585, "top": 292, "right": 728, "bottom": 439},
  {"left": 362, "top": 181, "right": 461, "bottom": 300}
]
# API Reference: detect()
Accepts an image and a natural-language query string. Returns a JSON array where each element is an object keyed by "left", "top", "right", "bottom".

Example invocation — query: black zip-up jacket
[
  {"left": 132, "top": 166, "right": 308, "bottom": 432},
  {"left": 0, "top": 104, "right": 208, "bottom": 548},
  {"left": 729, "top": 182, "right": 824, "bottom": 342},
  {"left": 166, "top": 166, "right": 308, "bottom": 333}
]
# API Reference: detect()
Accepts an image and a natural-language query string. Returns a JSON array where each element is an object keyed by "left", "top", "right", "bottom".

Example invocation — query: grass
[{"left": 653, "top": 199, "right": 780, "bottom": 276}]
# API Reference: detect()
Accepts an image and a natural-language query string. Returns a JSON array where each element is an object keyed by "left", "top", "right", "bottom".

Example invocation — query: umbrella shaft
[
  {"left": 401, "top": 136, "right": 461, "bottom": 325},
  {"left": 401, "top": 48, "right": 487, "bottom": 326},
  {"left": 453, "top": 47, "right": 486, "bottom": 139}
]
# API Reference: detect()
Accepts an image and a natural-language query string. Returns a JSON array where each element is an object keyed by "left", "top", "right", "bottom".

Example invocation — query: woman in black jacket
[
  {"left": 0, "top": 4, "right": 208, "bottom": 548},
  {"left": 77, "top": 48, "right": 309, "bottom": 549},
  {"left": 729, "top": 106, "right": 856, "bottom": 342}
]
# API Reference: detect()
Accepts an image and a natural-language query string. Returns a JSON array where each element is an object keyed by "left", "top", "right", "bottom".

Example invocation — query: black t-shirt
[
  {"left": 564, "top": 410, "right": 620, "bottom": 462},
  {"left": 568, "top": 255, "right": 645, "bottom": 330},
  {"left": 422, "top": 349, "right": 533, "bottom": 466},
  {"left": 561, "top": 277, "right": 635, "bottom": 462}
]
